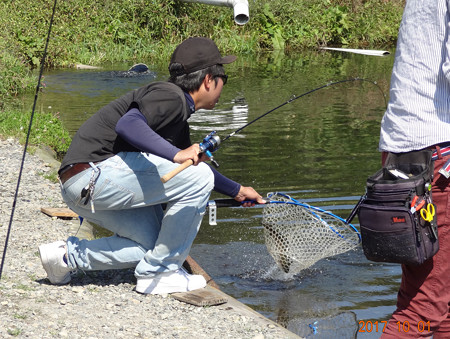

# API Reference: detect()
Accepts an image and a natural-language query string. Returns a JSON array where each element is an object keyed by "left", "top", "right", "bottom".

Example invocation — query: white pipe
[
  {"left": 320, "top": 47, "right": 391, "bottom": 56},
  {"left": 179, "top": 0, "right": 249, "bottom": 25}
]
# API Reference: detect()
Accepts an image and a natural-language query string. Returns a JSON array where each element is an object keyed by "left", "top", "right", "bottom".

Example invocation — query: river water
[{"left": 31, "top": 49, "right": 399, "bottom": 338}]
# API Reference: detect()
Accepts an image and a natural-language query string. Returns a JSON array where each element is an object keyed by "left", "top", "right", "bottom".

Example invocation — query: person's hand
[
  {"left": 234, "top": 186, "right": 265, "bottom": 207},
  {"left": 173, "top": 144, "right": 209, "bottom": 165}
]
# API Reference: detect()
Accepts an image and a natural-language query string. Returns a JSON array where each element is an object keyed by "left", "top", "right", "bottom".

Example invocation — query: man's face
[{"left": 204, "top": 75, "right": 225, "bottom": 109}]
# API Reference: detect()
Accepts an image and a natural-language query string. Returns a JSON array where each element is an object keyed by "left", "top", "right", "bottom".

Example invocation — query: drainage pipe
[{"left": 179, "top": 0, "right": 249, "bottom": 25}]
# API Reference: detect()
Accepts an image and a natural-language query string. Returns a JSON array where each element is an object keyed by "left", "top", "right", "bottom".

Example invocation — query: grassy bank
[
  {"left": 0, "top": 0, "right": 404, "bottom": 152},
  {"left": 1, "top": 0, "right": 404, "bottom": 96},
  {"left": 0, "top": 108, "right": 71, "bottom": 159}
]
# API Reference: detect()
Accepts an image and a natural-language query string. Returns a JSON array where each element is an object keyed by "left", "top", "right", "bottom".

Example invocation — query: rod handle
[{"left": 160, "top": 159, "right": 194, "bottom": 183}]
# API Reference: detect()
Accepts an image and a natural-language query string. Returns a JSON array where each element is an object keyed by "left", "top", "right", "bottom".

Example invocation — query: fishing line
[
  {"left": 0, "top": 0, "right": 58, "bottom": 280},
  {"left": 221, "top": 77, "right": 387, "bottom": 143}
]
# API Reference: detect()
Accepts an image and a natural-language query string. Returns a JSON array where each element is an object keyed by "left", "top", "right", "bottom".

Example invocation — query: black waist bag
[{"left": 357, "top": 150, "right": 439, "bottom": 265}]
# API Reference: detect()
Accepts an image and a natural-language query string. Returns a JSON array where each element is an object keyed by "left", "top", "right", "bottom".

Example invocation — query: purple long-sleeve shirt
[{"left": 115, "top": 108, "right": 240, "bottom": 197}]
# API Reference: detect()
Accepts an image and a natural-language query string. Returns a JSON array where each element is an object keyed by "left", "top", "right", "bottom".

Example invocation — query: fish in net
[{"left": 262, "top": 192, "right": 361, "bottom": 274}]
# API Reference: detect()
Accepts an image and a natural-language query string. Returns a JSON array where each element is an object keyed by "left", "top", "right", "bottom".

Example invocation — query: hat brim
[{"left": 219, "top": 55, "right": 237, "bottom": 65}]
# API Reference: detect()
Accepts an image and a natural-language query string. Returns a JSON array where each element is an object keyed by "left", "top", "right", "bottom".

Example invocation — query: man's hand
[
  {"left": 234, "top": 186, "right": 265, "bottom": 207},
  {"left": 173, "top": 144, "right": 209, "bottom": 165}
]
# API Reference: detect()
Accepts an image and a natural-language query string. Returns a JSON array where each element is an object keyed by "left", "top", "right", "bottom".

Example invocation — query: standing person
[
  {"left": 379, "top": 1, "right": 450, "bottom": 337},
  {"left": 38, "top": 37, "right": 265, "bottom": 295}
]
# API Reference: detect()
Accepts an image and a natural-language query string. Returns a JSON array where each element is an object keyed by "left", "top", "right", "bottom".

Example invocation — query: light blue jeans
[{"left": 60, "top": 152, "right": 214, "bottom": 278}]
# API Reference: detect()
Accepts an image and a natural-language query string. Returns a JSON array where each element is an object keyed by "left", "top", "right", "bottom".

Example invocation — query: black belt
[{"left": 59, "top": 163, "right": 92, "bottom": 184}]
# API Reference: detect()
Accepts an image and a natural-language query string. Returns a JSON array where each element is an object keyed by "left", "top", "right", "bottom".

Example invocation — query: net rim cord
[{"left": 266, "top": 192, "right": 362, "bottom": 243}]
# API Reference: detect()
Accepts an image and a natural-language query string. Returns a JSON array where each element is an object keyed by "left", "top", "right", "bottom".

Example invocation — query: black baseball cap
[{"left": 169, "top": 37, "right": 236, "bottom": 75}]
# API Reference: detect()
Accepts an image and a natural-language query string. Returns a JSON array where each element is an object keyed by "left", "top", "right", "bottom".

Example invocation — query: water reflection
[
  {"left": 188, "top": 103, "right": 249, "bottom": 133},
  {"left": 39, "top": 65, "right": 162, "bottom": 130},
  {"left": 32, "top": 50, "right": 399, "bottom": 338},
  {"left": 43, "top": 67, "right": 158, "bottom": 97}
]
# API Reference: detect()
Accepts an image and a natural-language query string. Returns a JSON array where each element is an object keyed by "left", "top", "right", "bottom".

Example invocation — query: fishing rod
[
  {"left": 0, "top": 0, "right": 58, "bottom": 281},
  {"left": 160, "top": 77, "right": 386, "bottom": 183}
]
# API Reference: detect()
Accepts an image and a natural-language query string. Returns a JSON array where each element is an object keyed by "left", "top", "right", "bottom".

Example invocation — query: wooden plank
[
  {"left": 41, "top": 207, "right": 78, "bottom": 218},
  {"left": 183, "top": 256, "right": 220, "bottom": 290},
  {"left": 172, "top": 288, "right": 228, "bottom": 307}
]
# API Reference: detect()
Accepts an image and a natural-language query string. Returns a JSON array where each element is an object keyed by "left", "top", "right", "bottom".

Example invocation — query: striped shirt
[{"left": 379, "top": 0, "right": 450, "bottom": 152}]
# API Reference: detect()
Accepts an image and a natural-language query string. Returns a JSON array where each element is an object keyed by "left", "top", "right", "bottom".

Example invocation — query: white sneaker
[
  {"left": 39, "top": 241, "right": 72, "bottom": 285},
  {"left": 136, "top": 268, "right": 206, "bottom": 295}
]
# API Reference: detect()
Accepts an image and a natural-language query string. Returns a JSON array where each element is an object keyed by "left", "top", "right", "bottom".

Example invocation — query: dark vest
[{"left": 60, "top": 81, "right": 190, "bottom": 169}]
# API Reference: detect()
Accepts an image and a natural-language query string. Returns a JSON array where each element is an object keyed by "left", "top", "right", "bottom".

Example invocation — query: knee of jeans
[{"left": 198, "top": 163, "right": 214, "bottom": 190}]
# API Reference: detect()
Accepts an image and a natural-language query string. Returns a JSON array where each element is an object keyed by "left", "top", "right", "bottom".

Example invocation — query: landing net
[{"left": 262, "top": 192, "right": 361, "bottom": 274}]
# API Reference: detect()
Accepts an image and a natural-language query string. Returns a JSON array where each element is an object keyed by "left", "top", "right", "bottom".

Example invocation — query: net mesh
[{"left": 262, "top": 193, "right": 360, "bottom": 274}]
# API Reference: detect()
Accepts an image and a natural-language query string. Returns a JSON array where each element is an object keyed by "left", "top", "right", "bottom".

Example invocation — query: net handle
[{"left": 207, "top": 198, "right": 260, "bottom": 208}]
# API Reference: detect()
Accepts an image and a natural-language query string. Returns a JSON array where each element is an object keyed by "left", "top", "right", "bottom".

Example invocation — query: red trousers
[{"left": 381, "top": 153, "right": 450, "bottom": 338}]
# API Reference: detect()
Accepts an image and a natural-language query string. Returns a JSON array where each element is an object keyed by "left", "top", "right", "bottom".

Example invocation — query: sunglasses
[{"left": 214, "top": 74, "right": 228, "bottom": 85}]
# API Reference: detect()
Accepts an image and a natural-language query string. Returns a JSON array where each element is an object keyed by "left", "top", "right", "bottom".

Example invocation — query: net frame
[{"left": 262, "top": 192, "right": 361, "bottom": 274}]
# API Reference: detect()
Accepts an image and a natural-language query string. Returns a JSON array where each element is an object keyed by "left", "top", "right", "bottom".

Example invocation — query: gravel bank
[{"left": 0, "top": 138, "right": 299, "bottom": 339}]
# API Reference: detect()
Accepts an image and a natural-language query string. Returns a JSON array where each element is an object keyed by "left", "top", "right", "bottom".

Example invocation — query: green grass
[
  {"left": 7, "top": 328, "right": 22, "bottom": 336},
  {"left": 0, "top": 108, "right": 71, "bottom": 159}
]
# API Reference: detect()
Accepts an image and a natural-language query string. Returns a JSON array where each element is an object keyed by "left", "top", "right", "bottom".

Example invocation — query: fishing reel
[{"left": 199, "top": 131, "right": 221, "bottom": 168}]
